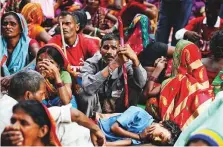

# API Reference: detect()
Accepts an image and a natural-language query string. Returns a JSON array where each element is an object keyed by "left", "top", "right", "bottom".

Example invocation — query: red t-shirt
[
  {"left": 185, "top": 17, "right": 223, "bottom": 55},
  {"left": 48, "top": 34, "right": 99, "bottom": 66}
]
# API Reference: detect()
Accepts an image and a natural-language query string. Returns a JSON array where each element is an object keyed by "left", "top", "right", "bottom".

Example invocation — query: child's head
[
  {"left": 186, "top": 129, "right": 223, "bottom": 146},
  {"left": 144, "top": 120, "right": 181, "bottom": 146}
]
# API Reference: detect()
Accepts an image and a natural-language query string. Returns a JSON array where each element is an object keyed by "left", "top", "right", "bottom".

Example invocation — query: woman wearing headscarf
[
  {"left": 21, "top": 3, "right": 52, "bottom": 46},
  {"left": 159, "top": 40, "right": 214, "bottom": 130},
  {"left": 1, "top": 11, "right": 39, "bottom": 91},
  {"left": 1, "top": 100, "right": 61, "bottom": 146},
  {"left": 36, "top": 43, "right": 77, "bottom": 108},
  {"left": 175, "top": 91, "right": 223, "bottom": 146},
  {"left": 118, "top": 0, "right": 157, "bottom": 55}
]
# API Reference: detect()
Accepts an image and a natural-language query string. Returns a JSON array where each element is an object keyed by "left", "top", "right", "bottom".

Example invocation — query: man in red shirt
[
  {"left": 175, "top": 1, "right": 223, "bottom": 56},
  {"left": 48, "top": 11, "right": 99, "bottom": 67}
]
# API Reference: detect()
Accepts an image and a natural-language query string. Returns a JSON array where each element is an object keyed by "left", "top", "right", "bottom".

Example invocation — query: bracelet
[
  {"left": 112, "top": 25, "right": 117, "bottom": 31},
  {"left": 56, "top": 82, "right": 65, "bottom": 89},
  {"left": 138, "top": 133, "right": 143, "bottom": 141},
  {"left": 148, "top": 75, "right": 158, "bottom": 82},
  {"left": 96, "top": 28, "right": 99, "bottom": 34}
]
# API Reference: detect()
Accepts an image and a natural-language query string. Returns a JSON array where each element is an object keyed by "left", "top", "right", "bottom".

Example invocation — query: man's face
[
  {"left": 59, "top": 15, "right": 79, "bottom": 40},
  {"left": 145, "top": 122, "right": 171, "bottom": 145},
  {"left": 87, "top": 0, "right": 100, "bottom": 8},
  {"left": 100, "top": 40, "right": 119, "bottom": 64},
  {"left": 205, "top": 5, "right": 220, "bottom": 27},
  {"left": 28, "top": 81, "right": 46, "bottom": 102}
]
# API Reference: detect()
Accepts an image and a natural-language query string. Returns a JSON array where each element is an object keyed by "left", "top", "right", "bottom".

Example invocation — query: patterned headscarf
[{"left": 21, "top": 3, "right": 43, "bottom": 25}]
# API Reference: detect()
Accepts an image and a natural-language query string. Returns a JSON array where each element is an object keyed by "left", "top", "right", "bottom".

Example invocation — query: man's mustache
[{"left": 104, "top": 54, "right": 114, "bottom": 59}]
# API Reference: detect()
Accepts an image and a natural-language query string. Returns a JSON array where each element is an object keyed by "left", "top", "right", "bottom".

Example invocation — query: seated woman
[
  {"left": 119, "top": 0, "right": 158, "bottom": 54},
  {"left": 1, "top": 12, "right": 39, "bottom": 92},
  {"left": 36, "top": 43, "right": 77, "bottom": 108},
  {"left": 83, "top": 0, "right": 118, "bottom": 37},
  {"left": 202, "top": 30, "right": 223, "bottom": 84},
  {"left": 159, "top": 40, "right": 214, "bottom": 130},
  {"left": 1, "top": 100, "right": 61, "bottom": 146},
  {"left": 21, "top": 3, "right": 52, "bottom": 46},
  {"left": 175, "top": 91, "right": 223, "bottom": 146},
  {"left": 138, "top": 42, "right": 175, "bottom": 119}
]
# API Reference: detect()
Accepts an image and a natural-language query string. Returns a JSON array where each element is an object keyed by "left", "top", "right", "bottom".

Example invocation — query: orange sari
[{"left": 159, "top": 40, "right": 214, "bottom": 130}]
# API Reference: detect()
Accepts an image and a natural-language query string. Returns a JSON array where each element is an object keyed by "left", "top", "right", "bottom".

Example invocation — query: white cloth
[
  {"left": 175, "top": 16, "right": 221, "bottom": 40},
  {"left": 49, "top": 104, "right": 93, "bottom": 146},
  {"left": 0, "top": 95, "right": 17, "bottom": 138},
  {"left": 31, "top": 0, "right": 55, "bottom": 18},
  {"left": 0, "top": 95, "right": 93, "bottom": 146}
]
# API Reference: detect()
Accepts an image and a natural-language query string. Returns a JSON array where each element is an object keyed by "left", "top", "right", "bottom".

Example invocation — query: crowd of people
[{"left": 1, "top": 0, "right": 223, "bottom": 146}]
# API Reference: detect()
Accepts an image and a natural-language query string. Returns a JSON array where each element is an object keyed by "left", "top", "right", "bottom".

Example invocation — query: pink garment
[{"left": 31, "top": 0, "right": 55, "bottom": 18}]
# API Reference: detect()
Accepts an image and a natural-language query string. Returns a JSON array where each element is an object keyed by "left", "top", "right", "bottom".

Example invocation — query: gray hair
[{"left": 8, "top": 70, "right": 45, "bottom": 100}]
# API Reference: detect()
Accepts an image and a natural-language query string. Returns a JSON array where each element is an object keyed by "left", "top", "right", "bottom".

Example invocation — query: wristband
[{"left": 56, "top": 82, "right": 65, "bottom": 89}]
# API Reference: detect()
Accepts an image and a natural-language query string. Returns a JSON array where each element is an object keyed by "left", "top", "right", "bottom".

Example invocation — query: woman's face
[
  {"left": 37, "top": 52, "right": 59, "bottom": 79},
  {"left": 1, "top": 15, "right": 21, "bottom": 38},
  {"left": 10, "top": 108, "right": 43, "bottom": 146}
]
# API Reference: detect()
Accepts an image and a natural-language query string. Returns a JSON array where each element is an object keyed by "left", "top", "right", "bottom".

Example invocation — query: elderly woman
[
  {"left": 1, "top": 100, "right": 61, "bottom": 146},
  {"left": 21, "top": 3, "right": 52, "bottom": 46},
  {"left": 0, "top": 12, "right": 39, "bottom": 91}
]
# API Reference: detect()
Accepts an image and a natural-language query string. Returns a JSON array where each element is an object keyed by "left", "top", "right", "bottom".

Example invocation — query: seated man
[
  {"left": 175, "top": 1, "right": 223, "bottom": 57},
  {"left": 97, "top": 106, "right": 181, "bottom": 146},
  {"left": 0, "top": 70, "right": 105, "bottom": 146},
  {"left": 80, "top": 33, "right": 147, "bottom": 116},
  {"left": 48, "top": 11, "right": 99, "bottom": 68}
]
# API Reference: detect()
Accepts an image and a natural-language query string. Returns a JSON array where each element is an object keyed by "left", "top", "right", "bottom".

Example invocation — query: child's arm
[
  {"left": 106, "top": 140, "right": 132, "bottom": 146},
  {"left": 111, "top": 122, "right": 140, "bottom": 140}
]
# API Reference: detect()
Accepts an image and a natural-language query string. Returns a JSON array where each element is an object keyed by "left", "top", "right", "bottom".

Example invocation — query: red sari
[{"left": 159, "top": 40, "right": 214, "bottom": 130}]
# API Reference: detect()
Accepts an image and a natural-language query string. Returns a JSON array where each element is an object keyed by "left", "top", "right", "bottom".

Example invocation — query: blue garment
[
  {"left": 155, "top": 0, "right": 192, "bottom": 46},
  {"left": 220, "top": 4, "right": 223, "bottom": 19},
  {"left": 1, "top": 12, "right": 31, "bottom": 76},
  {"left": 98, "top": 106, "right": 154, "bottom": 144},
  {"left": 42, "top": 95, "right": 78, "bottom": 108}
]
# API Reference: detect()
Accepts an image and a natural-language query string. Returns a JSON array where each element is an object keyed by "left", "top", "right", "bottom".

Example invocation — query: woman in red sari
[
  {"left": 159, "top": 40, "right": 214, "bottom": 130},
  {"left": 118, "top": 0, "right": 157, "bottom": 55}
]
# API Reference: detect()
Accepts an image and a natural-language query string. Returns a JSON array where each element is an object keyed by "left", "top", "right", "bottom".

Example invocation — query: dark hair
[
  {"left": 186, "top": 138, "right": 210, "bottom": 146},
  {"left": 101, "top": 32, "right": 120, "bottom": 47},
  {"left": 1, "top": 12, "right": 23, "bottom": 33},
  {"left": 59, "top": 11, "right": 79, "bottom": 24},
  {"left": 86, "top": 0, "right": 100, "bottom": 4},
  {"left": 8, "top": 71, "right": 44, "bottom": 100},
  {"left": 37, "top": 46, "right": 65, "bottom": 70},
  {"left": 72, "top": 10, "right": 87, "bottom": 32},
  {"left": 205, "top": 0, "right": 221, "bottom": 10},
  {"left": 12, "top": 100, "right": 51, "bottom": 145},
  {"left": 162, "top": 120, "right": 182, "bottom": 146},
  {"left": 210, "top": 30, "right": 223, "bottom": 59}
]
